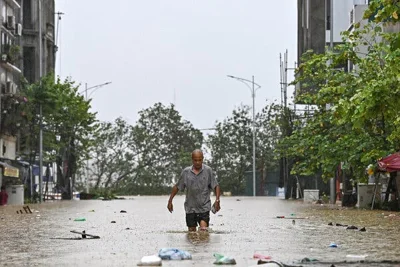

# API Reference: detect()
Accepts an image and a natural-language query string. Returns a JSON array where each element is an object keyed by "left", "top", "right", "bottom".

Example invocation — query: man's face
[{"left": 192, "top": 153, "right": 203, "bottom": 170}]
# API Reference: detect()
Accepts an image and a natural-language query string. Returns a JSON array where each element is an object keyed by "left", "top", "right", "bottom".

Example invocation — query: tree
[
  {"left": 128, "top": 103, "right": 203, "bottom": 194},
  {"left": 20, "top": 74, "right": 96, "bottom": 199},
  {"left": 90, "top": 118, "right": 138, "bottom": 190},
  {"left": 279, "top": 8, "right": 400, "bottom": 182},
  {"left": 207, "top": 106, "right": 253, "bottom": 195},
  {"left": 206, "top": 103, "right": 284, "bottom": 196},
  {"left": 89, "top": 103, "right": 203, "bottom": 195}
]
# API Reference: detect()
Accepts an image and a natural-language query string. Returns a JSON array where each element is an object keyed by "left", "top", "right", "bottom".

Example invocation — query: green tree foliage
[
  {"left": 90, "top": 103, "right": 203, "bottom": 194},
  {"left": 20, "top": 74, "right": 96, "bottom": 198},
  {"left": 207, "top": 104, "right": 282, "bottom": 195},
  {"left": 364, "top": 0, "right": 400, "bottom": 23},
  {"left": 207, "top": 106, "right": 253, "bottom": 195},
  {"left": 90, "top": 118, "right": 137, "bottom": 189},
  {"left": 279, "top": 11, "right": 400, "bottom": 181}
]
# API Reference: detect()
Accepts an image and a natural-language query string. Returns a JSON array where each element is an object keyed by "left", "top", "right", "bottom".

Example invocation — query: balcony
[
  {"left": 5, "top": 0, "right": 21, "bottom": 9},
  {"left": 0, "top": 45, "right": 21, "bottom": 74}
]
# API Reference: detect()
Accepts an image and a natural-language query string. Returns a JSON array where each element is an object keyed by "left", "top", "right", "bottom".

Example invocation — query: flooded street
[{"left": 0, "top": 196, "right": 399, "bottom": 267}]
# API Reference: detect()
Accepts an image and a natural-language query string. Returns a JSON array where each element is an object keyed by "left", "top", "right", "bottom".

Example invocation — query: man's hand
[
  {"left": 167, "top": 201, "right": 173, "bottom": 213},
  {"left": 214, "top": 200, "right": 221, "bottom": 212}
]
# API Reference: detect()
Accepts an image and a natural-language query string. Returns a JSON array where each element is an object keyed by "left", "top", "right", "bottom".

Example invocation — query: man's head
[{"left": 191, "top": 149, "right": 204, "bottom": 170}]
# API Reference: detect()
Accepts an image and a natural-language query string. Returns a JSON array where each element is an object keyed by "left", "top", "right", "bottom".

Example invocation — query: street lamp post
[
  {"left": 82, "top": 81, "right": 112, "bottom": 193},
  {"left": 227, "top": 75, "right": 261, "bottom": 197}
]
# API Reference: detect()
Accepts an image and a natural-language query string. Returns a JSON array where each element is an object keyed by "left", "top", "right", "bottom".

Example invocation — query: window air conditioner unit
[
  {"left": 15, "top": 23, "right": 22, "bottom": 36},
  {"left": 7, "top": 16, "right": 15, "bottom": 30}
]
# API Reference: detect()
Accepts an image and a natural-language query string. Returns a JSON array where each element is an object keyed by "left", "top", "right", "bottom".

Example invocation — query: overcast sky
[{"left": 55, "top": 0, "right": 297, "bottom": 132}]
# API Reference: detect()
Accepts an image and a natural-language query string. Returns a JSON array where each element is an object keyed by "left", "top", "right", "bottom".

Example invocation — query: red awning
[{"left": 378, "top": 153, "right": 400, "bottom": 172}]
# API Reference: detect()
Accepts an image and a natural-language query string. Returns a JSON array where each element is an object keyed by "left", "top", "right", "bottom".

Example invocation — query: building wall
[
  {"left": 21, "top": 0, "right": 55, "bottom": 83},
  {"left": 326, "top": 0, "right": 367, "bottom": 43},
  {"left": 1, "top": 135, "right": 16, "bottom": 159},
  {"left": 0, "top": 0, "right": 22, "bottom": 162},
  {"left": 298, "top": 0, "right": 368, "bottom": 65}
]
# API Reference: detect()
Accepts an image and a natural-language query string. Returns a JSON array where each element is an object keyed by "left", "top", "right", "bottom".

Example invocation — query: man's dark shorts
[{"left": 186, "top": 211, "right": 210, "bottom": 227}]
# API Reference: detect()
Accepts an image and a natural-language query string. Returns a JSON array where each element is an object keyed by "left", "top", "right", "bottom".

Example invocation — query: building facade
[
  {"left": 21, "top": 0, "right": 55, "bottom": 83},
  {"left": 0, "top": 0, "right": 55, "bottom": 188},
  {"left": 296, "top": 0, "right": 368, "bottom": 98}
]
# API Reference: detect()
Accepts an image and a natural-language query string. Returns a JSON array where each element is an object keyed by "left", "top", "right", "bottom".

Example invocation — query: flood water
[{"left": 0, "top": 196, "right": 399, "bottom": 267}]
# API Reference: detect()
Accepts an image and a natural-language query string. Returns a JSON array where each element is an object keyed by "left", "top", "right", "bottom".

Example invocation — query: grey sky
[{"left": 55, "top": 0, "right": 297, "bottom": 132}]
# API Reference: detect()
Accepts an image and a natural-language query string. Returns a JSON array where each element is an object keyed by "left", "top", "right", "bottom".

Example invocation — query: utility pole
[
  {"left": 38, "top": 0, "right": 43, "bottom": 203},
  {"left": 251, "top": 75, "right": 256, "bottom": 197},
  {"left": 328, "top": 0, "right": 336, "bottom": 205},
  {"left": 227, "top": 75, "right": 261, "bottom": 197}
]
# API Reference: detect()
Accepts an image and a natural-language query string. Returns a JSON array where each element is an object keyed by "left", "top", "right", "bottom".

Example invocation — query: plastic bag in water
[
  {"left": 158, "top": 248, "right": 192, "bottom": 260},
  {"left": 213, "top": 253, "right": 236, "bottom": 265}
]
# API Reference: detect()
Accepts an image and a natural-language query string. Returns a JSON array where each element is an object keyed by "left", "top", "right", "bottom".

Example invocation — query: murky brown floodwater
[{"left": 0, "top": 196, "right": 399, "bottom": 267}]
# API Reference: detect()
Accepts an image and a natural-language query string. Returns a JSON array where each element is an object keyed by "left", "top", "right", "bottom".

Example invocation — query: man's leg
[
  {"left": 198, "top": 212, "right": 210, "bottom": 231},
  {"left": 186, "top": 213, "right": 197, "bottom": 232}
]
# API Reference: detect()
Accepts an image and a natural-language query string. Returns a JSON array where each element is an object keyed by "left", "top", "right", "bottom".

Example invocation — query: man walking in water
[{"left": 167, "top": 149, "right": 221, "bottom": 231}]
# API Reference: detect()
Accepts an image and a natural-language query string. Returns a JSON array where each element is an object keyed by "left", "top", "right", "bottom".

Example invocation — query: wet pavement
[{"left": 0, "top": 196, "right": 399, "bottom": 267}]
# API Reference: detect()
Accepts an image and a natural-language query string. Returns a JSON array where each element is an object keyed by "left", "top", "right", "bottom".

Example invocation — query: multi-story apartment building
[
  {"left": 0, "top": 0, "right": 55, "bottom": 188},
  {"left": 296, "top": 0, "right": 368, "bottom": 97}
]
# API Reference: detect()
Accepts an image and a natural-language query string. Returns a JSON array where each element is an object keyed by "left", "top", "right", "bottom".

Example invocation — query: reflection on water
[
  {"left": 186, "top": 231, "right": 210, "bottom": 245},
  {"left": 0, "top": 196, "right": 399, "bottom": 266}
]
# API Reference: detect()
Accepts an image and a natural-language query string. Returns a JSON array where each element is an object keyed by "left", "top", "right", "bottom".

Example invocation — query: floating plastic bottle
[
  {"left": 74, "top": 218, "right": 86, "bottom": 222},
  {"left": 213, "top": 253, "right": 236, "bottom": 265}
]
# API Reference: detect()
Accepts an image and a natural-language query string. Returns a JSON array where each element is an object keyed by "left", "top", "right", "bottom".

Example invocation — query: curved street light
[
  {"left": 227, "top": 75, "right": 261, "bottom": 197},
  {"left": 80, "top": 81, "right": 112, "bottom": 100},
  {"left": 80, "top": 81, "right": 112, "bottom": 194}
]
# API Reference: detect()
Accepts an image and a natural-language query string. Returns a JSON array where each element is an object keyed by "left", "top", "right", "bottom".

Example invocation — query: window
[
  {"left": 326, "top": 0, "right": 331, "bottom": 30},
  {"left": 23, "top": 0, "right": 33, "bottom": 29},
  {"left": 2, "top": 5, "right": 6, "bottom": 24},
  {"left": 23, "top": 46, "right": 35, "bottom": 83}
]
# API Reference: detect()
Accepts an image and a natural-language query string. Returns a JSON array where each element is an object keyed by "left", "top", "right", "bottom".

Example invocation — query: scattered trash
[
  {"left": 346, "top": 225, "right": 358, "bottom": 230},
  {"left": 70, "top": 230, "right": 100, "bottom": 239},
  {"left": 158, "top": 248, "right": 192, "bottom": 260},
  {"left": 126, "top": 227, "right": 133, "bottom": 230},
  {"left": 17, "top": 206, "right": 32, "bottom": 214},
  {"left": 346, "top": 254, "right": 368, "bottom": 261},
  {"left": 74, "top": 218, "right": 86, "bottom": 222},
  {"left": 213, "top": 253, "right": 236, "bottom": 265},
  {"left": 253, "top": 253, "right": 271, "bottom": 260},
  {"left": 301, "top": 257, "right": 318, "bottom": 263},
  {"left": 290, "top": 213, "right": 295, "bottom": 216},
  {"left": 120, "top": 210, "right": 127, "bottom": 213},
  {"left": 359, "top": 227, "right": 366, "bottom": 232},
  {"left": 292, "top": 220, "right": 295, "bottom": 225},
  {"left": 111, "top": 221, "right": 116, "bottom": 223},
  {"left": 89, "top": 210, "right": 95, "bottom": 212},
  {"left": 236, "top": 199, "right": 241, "bottom": 201},
  {"left": 328, "top": 222, "right": 333, "bottom": 226},
  {"left": 254, "top": 260, "right": 286, "bottom": 266},
  {"left": 276, "top": 216, "right": 285, "bottom": 219},
  {"left": 329, "top": 242, "right": 338, "bottom": 248},
  {"left": 137, "top": 255, "right": 162, "bottom": 266}
]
